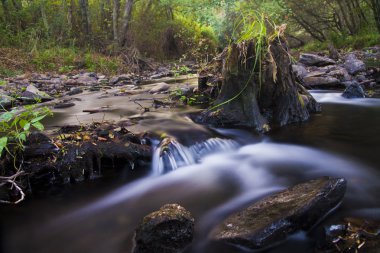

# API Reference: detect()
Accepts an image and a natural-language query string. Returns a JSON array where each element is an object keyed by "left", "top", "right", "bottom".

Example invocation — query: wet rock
[
  {"left": 23, "top": 132, "right": 59, "bottom": 158},
  {"left": 150, "top": 67, "right": 171, "bottom": 79},
  {"left": 303, "top": 76, "right": 343, "bottom": 88},
  {"left": 110, "top": 74, "right": 132, "bottom": 85},
  {"left": 344, "top": 53, "right": 366, "bottom": 75},
  {"left": 0, "top": 93, "right": 15, "bottom": 109},
  {"left": 66, "top": 87, "right": 83, "bottom": 96},
  {"left": 20, "top": 84, "right": 53, "bottom": 102},
  {"left": 299, "top": 53, "right": 336, "bottom": 67},
  {"left": 54, "top": 102, "right": 75, "bottom": 109},
  {"left": 149, "top": 82, "right": 170, "bottom": 94},
  {"left": 316, "top": 217, "right": 380, "bottom": 253},
  {"left": 212, "top": 177, "right": 347, "bottom": 251},
  {"left": 292, "top": 64, "right": 308, "bottom": 79},
  {"left": 133, "top": 204, "right": 194, "bottom": 253},
  {"left": 342, "top": 82, "right": 366, "bottom": 98}
]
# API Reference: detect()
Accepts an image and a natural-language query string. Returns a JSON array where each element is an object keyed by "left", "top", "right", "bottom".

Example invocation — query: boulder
[
  {"left": 66, "top": 87, "right": 83, "bottom": 96},
  {"left": 292, "top": 64, "right": 308, "bottom": 79},
  {"left": 149, "top": 82, "right": 170, "bottom": 94},
  {"left": 21, "top": 84, "right": 53, "bottom": 102},
  {"left": 316, "top": 217, "right": 380, "bottom": 253},
  {"left": 303, "top": 76, "right": 343, "bottom": 88},
  {"left": 133, "top": 204, "right": 194, "bottom": 253},
  {"left": 110, "top": 74, "right": 132, "bottom": 85},
  {"left": 0, "top": 93, "right": 15, "bottom": 109},
  {"left": 299, "top": 53, "right": 336, "bottom": 67},
  {"left": 342, "top": 82, "right": 366, "bottom": 98},
  {"left": 212, "top": 177, "right": 347, "bottom": 251},
  {"left": 344, "top": 53, "right": 366, "bottom": 75}
]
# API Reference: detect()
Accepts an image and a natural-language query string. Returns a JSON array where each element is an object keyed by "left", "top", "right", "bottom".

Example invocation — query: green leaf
[
  {"left": 1, "top": 112, "right": 13, "bottom": 122},
  {"left": 31, "top": 115, "right": 46, "bottom": 123},
  {"left": 32, "top": 122, "right": 44, "bottom": 131},
  {"left": 0, "top": 137, "right": 8, "bottom": 155},
  {"left": 23, "top": 123, "right": 31, "bottom": 131},
  {"left": 19, "top": 119, "right": 28, "bottom": 128},
  {"left": 18, "top": 133, "right": 27, "bottom": 142}
]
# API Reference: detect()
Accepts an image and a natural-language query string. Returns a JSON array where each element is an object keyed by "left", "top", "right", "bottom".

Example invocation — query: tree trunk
[
  {"left": 1, "top": 0, "right": 10, "bottom": 22},
  {"left": 40, "top": 0, "right": 50, "bottom": 35},
  {"left": 371, "top": 0, "right": 380, "bottom": 33},
  {"left": 119, "top": 0, "right": 134, "bottom": 47},
  {"left": 112, "top": 0, "right": 120, "bottom": 41},
  {"left": 79, "top": 0, "right": 91, "bottom": 43},
  {"left": 200, "top": 39, "right": 320, "bottom": 132}
]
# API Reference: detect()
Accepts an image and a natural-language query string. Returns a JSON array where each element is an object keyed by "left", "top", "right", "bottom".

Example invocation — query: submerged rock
[
  {"left": 344, "top": 53, "right": 366, "bottom": 75},
  {"left": 299, "top": 53, "right": 336, "bottom": 67},
  {"left": 342, "top": 82, "right": 366, "bottom": 98},
  {"left": 316, "top": 217, "right": 380, "bottom": 253},
  {"left": 133, "top": 204, "right": 194, "bottom": 253},
  {"left": 211, "top": 177, "right": 347, "bottom": 251}
]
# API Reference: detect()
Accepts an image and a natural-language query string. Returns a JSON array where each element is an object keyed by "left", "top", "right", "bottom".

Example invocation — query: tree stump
[{"left": 200, "top": 38, "right": 320, "bottom": 132}]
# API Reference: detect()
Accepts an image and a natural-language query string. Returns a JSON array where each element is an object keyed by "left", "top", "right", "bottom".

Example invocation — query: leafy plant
[{"left": 0, "top": 105, "right": 52, "bottom": 156}]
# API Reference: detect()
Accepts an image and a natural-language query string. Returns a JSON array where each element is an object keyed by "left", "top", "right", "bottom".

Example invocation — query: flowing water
[{"left": 1, "top": 90, "right": 380, "bottom": 253}]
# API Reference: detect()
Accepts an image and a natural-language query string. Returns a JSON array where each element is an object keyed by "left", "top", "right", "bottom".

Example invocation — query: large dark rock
[
  {"left": 342, "top": 82, "right": 366, "bottom": 98},
  {"left": 316, "top": 217, "right": 380, "bottom": 253},
  {"left": 0, "top": 93, "right": 15, "bottom": 109},
  {"left": 20, "top": 84, "right": 53, "bottom": 102},
  {"left": 299, "top": 53, "right": 336, "bottom": 67},
  {"left": 344, "top": 53, "right": 366, "bottom": 75},
  {"left": 133, "top": 204, "right": 195, "bottom": 253},
  {"left": 303, "top": 76, "right": 343, "bottom": 88},
  {"left": 212, "top": 177, "right": 347, "bottom": 251}
]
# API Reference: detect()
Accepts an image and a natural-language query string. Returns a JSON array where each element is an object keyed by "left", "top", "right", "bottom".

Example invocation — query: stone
[
  {"left": 299, "top": 53, "right": 336, "bottom": 67},
  {"left": 54, "top": 102, "right": 75, "bottom": 109},
  {"left": 21, "top": 84, "right": 53, "bottom": 102},
  {"left": 0, "top": 93, "right": 15, "bottom": 109},
  {"left": 23, "top": 132, "right": 59, "bottom": 158},
  {"left": 344, "top": 53, "right": 366, "bottom": 75},
  {"left": 292, "top": 64, "right": 308, "bottom": 79},
  {"left": 110, "top": 74, "right": 132, "bottom": 84},
  {"left": 133, "top": 204, "right": 194, "bottom": 253},
  {"left": 66, "top": 87, "right": 83, "bottom": 96},
  {"left": 316, "top": 217, "right": 380, "bottom": 253},
  {"left": 212, "top": 177, "right": 347, "bottom": 251},
  {"left": 303, "top": 76, "right": 343, "bottom": 88},
  {"left": 342, "top": 82, "right": 366, "bottom": 98},
  {"left": 149, "top": 82, "right": 170, "bottom": 94}
]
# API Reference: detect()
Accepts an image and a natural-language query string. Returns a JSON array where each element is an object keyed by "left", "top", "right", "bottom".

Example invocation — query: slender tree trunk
[
  {"left": 40, "top": 0, "right": 50, "bottom": 35},
  {"left": 79, "top": 0, "right": 91, "bottom": 43},
  {"left": 112, "top": 0, "right": 120, "bottom": 41},
  {"left": 371, "top": 0, "right": 380, "bottom": 33},
  {"left": 1, "top": 0, "right": 10, "bottom": 22},
  {"left": 119, "top": 0, "right": 134, "bottom": 47}
]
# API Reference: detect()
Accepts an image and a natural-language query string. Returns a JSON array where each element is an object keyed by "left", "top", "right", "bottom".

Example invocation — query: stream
[{"left": 1, "top": 88, "right": 380, "bottom": 253}]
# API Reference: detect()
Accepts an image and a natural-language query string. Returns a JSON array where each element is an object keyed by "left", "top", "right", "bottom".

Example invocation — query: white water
[
  {"left": 4, "top": 92, "right": 380, "bottom": 253},
  {"left": 311, "top": 90, "right": 380, "bottom": 107}
]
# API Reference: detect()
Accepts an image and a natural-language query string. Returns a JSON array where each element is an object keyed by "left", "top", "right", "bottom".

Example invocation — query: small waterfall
[{"left": 151, "top": 137, "right": 239, "bottom": 176}]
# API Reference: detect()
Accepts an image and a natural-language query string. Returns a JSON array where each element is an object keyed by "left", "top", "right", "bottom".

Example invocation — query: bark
[
  {"left": 112, "top": 0, "right": 120, "bottom": 41},
  {"left": 119, "top": 0, "right": 134, "bottom": 47},
  {"left": 371, "top": 0, "right": 380, "bottom": 33},
  {"left": 200, "top": 38, "right": 320, "bottom": 132},
  {"left": 79, "top": 0, "right": 91, "bottom": 42},
  {"left": 0, "top": 0, "right": 9, "bottom": 22},
  {"left": 40, "top": 0, "right": 50, "bottom": 35}
]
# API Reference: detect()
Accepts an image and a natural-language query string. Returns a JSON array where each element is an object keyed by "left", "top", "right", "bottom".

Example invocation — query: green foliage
[{"left": 0, "top": 105, "right": 52, "bottom": 156}]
